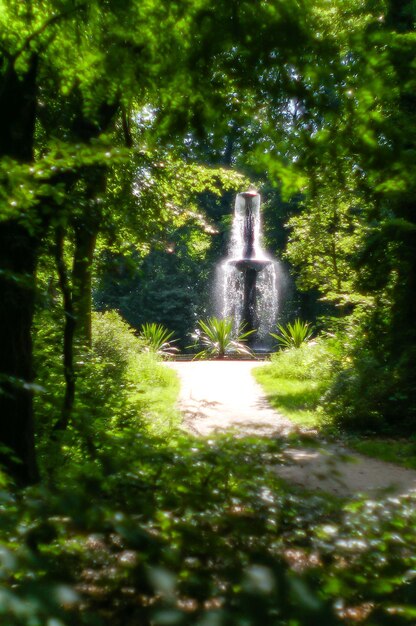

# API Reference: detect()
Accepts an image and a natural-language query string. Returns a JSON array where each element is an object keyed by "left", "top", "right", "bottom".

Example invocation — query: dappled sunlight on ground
[
  {"left": 168, "top": 361, "right": 295, "bottom": 437},
  {"left": 168, "top": 361, "right": 416, "bottom": 498}
]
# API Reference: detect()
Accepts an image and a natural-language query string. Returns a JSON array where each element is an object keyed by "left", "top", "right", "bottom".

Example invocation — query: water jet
[{"left": 218, "top": 191, "right": 278, "bottom": 348}]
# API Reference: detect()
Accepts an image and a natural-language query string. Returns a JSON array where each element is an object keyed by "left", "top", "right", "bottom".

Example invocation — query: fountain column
[
  {"left": 242, "top": 267, "right": 258, "bottom": 333},
  {"left": 219, "top": 190, "right": 278, "bottom": 349}
]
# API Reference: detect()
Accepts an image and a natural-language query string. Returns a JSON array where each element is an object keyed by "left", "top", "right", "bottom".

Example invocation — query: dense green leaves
[
  {"left": 1, "top": 0, "right": 416, "bottom": 623},
  {"left": 271, "top": 319, "right": 313, "bottom": 350},
  {"left": 191, "top": 317, "right": 254, "bottom": 359},
  {"left": 138, "top": 322, "right": 179, "bottom": 356}
]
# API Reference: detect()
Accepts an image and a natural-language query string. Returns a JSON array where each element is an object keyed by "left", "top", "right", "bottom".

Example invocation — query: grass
[
  {"left": 253, "top": 369, "right": 325, "bottom": 428},
  {"left": 253, "top": 341, "right": 335, "bottom": 429},
  {"left": 128, "top": 353, "right": 181, "bottom": 434},
  {"left": 253, "top": 340, "right": 416, "bottom": 471},
  {"left": 347, "top": 438, "right": 416, "bottom": 470},
  {"left": 91, "top": 311, "right": 181, "bottom": 436}
]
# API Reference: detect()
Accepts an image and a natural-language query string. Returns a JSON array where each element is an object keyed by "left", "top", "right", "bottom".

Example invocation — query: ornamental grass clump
[
  {"left": 270, "top": 318, "right": 313, "bottom": 349},
  {"left": 138, "top": 322, "right": 179, "bottom": 357},
  {"left": 191, "top": 317, "right": 254, "bottom": 359}
]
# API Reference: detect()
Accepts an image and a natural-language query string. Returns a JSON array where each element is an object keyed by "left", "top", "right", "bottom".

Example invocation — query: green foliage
[
  {"left": 284, "top": 183, "right": 366, "bottom": 307},
  {"left": 323, "top": 344, "right": 416, "bottom": 434},
  {"left": 270, "top": 318, "right": 313, "bottom": 349},
  {"left": 3, "top": 1, "right": 416, "bottom": 623},
  {"left": 11, "top": 290, "right": 416, "bottom": 626},
  {"left": 0, "top": 433, "right": 331, "bottom": 626},
  {"left": 254, "top": 340, "right": 340, "bottom": 428},
  {"left": 90, "top": 312, "right": 180, "bottom": 434},
  {"left": 33, "top": 308, "right": 180, "bottom": 454},
  {"left": 95, "top": 245, "right": 206, "bottom": 347},
  {"left": 94, "top": 173, "right": 248, "bottom": 347},
  {"left": 273, "top": 0, "right": 416, "bottom": 430},
  {"left": 349, "top": 437, "right": 416, "bottom": 470},
  {"left": 92, "top": 309, "right": 146, "bottom": 371},
  {"left": 312, "top": 494, "right": 416, "bottom": 621},
  {"left": 138, "top": 322, "right": 179, "bottom": 357},
  {"left": 191, "top": 317, "right": 254, "bottom": 359},
  {"left": 266, "top": 339, "right": 340, "bottom": 383},
  {"left": 3, "top": 411, "right": 416, "bottom": 625},
  {"left": 307, "top": 305, "right": 416, "bottom": 434}
]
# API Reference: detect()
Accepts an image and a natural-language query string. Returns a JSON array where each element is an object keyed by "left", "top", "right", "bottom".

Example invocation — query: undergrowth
[
  {"left": 253, "top": 340, "right": 339, "bottom": 429},
  {"left": 2, "top": 316, "right": 416, "bottom": 625},
  {"left": 91, "top": 311, "right": 180, "bottom": 434},
  {"left": 254, "top": 338, "right": 416, "bottom": 471}
]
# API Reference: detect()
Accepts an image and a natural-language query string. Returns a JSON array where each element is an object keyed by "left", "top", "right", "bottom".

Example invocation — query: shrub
[
  {"left": 267, "top": 338, "right": 341, "bottom": 382},
  {"left": 322, "top": 347, "right": 416, "bottom": 433},
  {"left": 270, "top": 318, "right": 313, "bottom": 349},
  {"left": 92, "top": 310, "right": 145, "bottom": 374},
  {"left": 191, "top": 317, "right": 254, "bottom": 359},
  {"left": 138, "top": 322, "right": 179, "bottom": 357},
  {"left": 90, "top": 312, "right": 179, "bottom": 433}
]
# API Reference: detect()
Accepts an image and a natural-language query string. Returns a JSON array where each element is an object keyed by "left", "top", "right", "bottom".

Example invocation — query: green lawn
[
  {"left": 254, "top": 351, "right": 416, "bottom": 471},
  {"left": 347, "top": 438, "right": 416, "bottom": 470},
  {"left": 253, "top": 368, "right": 325, "bottom": 428}
]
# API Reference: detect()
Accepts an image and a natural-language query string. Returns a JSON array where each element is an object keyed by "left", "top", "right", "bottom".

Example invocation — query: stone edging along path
[{"left": 167, "top": 360, "right": 416, "bottom": 498}]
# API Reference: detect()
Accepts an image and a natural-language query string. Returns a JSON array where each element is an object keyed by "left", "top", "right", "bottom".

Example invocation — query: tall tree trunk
[
  {"left": 0, "top": 56, "right": 39, "bottom": 483},
  {"left": 54, "top": 227, "right": 76, "bottom": 431},
  {"left": 70, "top": 102, "right": 117, "bottom": 347},
  {"left": 0, "top": 223, "right": 39, "bottom": 484},
  {"left": 72, "top": 223, "right": 100, "bottom": 347},
  {"left": 72, "top": 166, "right": 107, "bottom": 347}
]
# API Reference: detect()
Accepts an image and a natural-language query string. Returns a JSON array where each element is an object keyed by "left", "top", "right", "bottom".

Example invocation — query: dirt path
[{"left": 168, "top": 361, "right": 416, "bottom": 498}]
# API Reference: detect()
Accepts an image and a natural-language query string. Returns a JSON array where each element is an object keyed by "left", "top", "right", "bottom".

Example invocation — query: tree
[
  {"left": 0, "top": 0, "right": 215, "bottom": 478},
  {"left": 262, "top": 0, "right": 416, "bottom": 429},
  {"left": 2, "top": 0, "right": 313, "bottom": 480}
]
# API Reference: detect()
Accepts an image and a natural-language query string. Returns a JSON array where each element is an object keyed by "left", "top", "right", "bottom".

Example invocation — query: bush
[
  {"left": 270, "top": 318, "right": 313, "bottom": 349},
  {"left": 90, "top": 311, "right": 180, "bottom": 433},
  {"left": 92, "top": 310, "right": 146, "bottom": 374},
  {"left": 323, "top": 346, "right": 416, "bottom": 434},
  {"left": 33, "top": 309, "right": 180, "bottom": 476},
  {"left": 267, "top": 338, "right": 341, "bottom": 382}
]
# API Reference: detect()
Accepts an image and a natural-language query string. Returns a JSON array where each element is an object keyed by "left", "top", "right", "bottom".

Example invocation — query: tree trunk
[
  {"left": 72, "top": 165, "right": 107, "bottom": 346},
  {"left": 0, "top": 222, "right": 39, "bottom": 484},
  {"left": 69, "top": 100, "right": 117, "bottom": 347},
  {"left": 54, "top": 227, "right": 76, "bottom": 431},
  {"left": 0, "top": 56, "right": 39, "bottom": 483},
  {"left": 72, "top": 223, "right": 99, "bottom": 347}
]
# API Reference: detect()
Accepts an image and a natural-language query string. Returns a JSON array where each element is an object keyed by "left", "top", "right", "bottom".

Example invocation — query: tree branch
[{"left": 13, "top": 3, "right": 87, "bottom": 62}]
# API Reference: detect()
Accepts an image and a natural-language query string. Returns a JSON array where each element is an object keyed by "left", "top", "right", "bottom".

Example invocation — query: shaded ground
[{"left": 168, "top": 361, "right": 416, "bottom": 498}]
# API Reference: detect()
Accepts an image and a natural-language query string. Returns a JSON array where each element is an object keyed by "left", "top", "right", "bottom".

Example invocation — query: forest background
[{"left": 1, "top": 0, "right": 416, "bottom": 624}]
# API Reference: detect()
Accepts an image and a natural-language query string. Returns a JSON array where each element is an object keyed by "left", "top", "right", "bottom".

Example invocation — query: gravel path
[
  {"left": 168, "top": 361, "right": 416, "bottom": 498},
  {"left": 168, "top": 361, "right": 294, "bottom": 437}
]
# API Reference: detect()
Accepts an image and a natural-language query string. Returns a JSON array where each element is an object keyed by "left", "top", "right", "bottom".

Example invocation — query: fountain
[{"left": 218, "top": 190, "right": 278, "bottom": 348}]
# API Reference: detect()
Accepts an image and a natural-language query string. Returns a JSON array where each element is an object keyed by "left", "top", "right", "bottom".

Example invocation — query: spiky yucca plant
[
  {"left": 191, "top": 317, "right": 254, "bottom": 359},
  {"left": 138, "top": 323, "right": 179, "bottom": 357},
  {"left": 270, "top": 318, "right": 313, "bottom": 349}
]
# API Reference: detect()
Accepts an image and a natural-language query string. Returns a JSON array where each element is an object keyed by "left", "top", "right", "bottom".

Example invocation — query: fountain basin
[{"left": 229, "top": 259, "right": 272, "bottom": 273}]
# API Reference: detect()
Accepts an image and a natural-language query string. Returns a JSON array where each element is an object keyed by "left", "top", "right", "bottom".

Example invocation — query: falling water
[{"left": 218, "top": 191, "right": 278, "bottom": 348}]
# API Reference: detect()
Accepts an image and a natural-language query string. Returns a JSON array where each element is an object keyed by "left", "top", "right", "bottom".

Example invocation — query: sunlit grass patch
[
  {"left": 253, "top": 340, "right": 338, "bottom": 429},
  {"left": 91, "top": 311, "right": 181, "bottom": 435},
  {"left": 254, "top": 340, "right": 416, "bottom": 470},
  {"left": 128, "top": 353, "right": 181, "bottom": 434},
  {"left": 347, "top": 438, "right": 416, "bottom": 470},
  {"left": 253, "top": 372, "right": 325, "bottom": 428}
]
